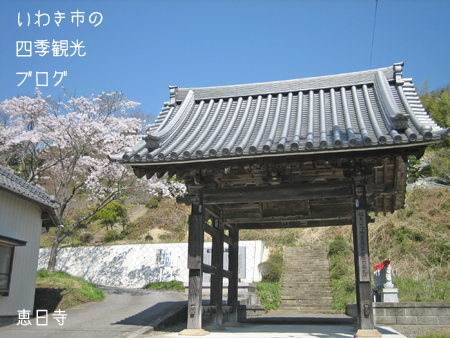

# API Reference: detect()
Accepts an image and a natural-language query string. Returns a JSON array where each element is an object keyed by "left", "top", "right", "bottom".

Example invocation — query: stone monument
[{"left": 373, "top": 260, "right": 399, "bottom": 302}]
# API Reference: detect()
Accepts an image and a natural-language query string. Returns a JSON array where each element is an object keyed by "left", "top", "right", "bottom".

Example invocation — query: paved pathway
[
  {"left": 151, "top": 323, "right": 407, "bottom": 338},
  {"left": 0, "top": 285, "right": 187, "bottom": 338}
]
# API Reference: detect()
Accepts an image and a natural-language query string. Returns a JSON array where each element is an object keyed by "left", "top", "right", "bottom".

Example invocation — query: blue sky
[{"left": 1, "top": 0, "right": 449, "bottom": 122}]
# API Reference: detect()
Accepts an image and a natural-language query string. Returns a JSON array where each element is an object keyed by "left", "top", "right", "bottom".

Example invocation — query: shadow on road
[{"left": 112, "top": 300, "right": 187, "bottom": 328}]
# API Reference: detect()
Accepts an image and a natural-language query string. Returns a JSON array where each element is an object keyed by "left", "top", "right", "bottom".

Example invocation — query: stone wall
[
  {"left": 346, "top": 302, "right": 450, "bottom": 325},
  {"left": 38, "top": 241, "right": 267, "bottom": 288}
]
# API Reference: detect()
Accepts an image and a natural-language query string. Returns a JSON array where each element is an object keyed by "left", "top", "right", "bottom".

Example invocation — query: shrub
[
  {"left": 103, "top": 230, "right": 123, "bottom": 242},
  {"left": 258, "top": 250, "right": 284, "bottom": 282},
  {"left": 143, "top": 280, "right": 184, "bottom": 292},
  {"left": 329, "top": 235, "right": 350, "bottom": 256},
  {"left": 145, "top": 198, "right": 160, "bottom": 209},
  {"left": 79, "top": 231, "right": 93, "bottom": 243},
  {"left": 257, "top": 281, "right": 281, "bottom": 310}
]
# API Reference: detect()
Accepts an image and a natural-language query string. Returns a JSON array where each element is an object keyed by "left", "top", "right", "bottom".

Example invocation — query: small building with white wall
[{"left": 0, "top": 166, "right": 58, "bottom": 320}]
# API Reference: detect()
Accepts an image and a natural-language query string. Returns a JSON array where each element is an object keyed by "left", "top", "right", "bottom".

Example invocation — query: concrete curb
[{"left": 126, "top": 302, "right": 188, "bottom": 338}]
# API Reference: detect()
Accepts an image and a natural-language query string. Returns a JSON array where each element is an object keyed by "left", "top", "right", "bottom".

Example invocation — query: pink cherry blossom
[{"left": 0, "top": 88, "right": 186, "bottom": 271}]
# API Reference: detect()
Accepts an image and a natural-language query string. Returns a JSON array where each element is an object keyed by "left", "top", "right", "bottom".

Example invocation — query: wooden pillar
[
  {"left": 227, "top": 225, "right": 239, "bottom": 323},
  {"left": 351, "top": 177, "right": 380, "bottom": 336},
  {"left": 187, "top": 197, "right": 204, "bottom": 330},
  {"left": 210, "top": 216, "right": 224, "bottom": 326}
]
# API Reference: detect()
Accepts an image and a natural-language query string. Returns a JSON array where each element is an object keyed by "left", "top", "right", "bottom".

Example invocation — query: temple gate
[{"left": 111, "top": 62, "right": 448, "bottom": 336}]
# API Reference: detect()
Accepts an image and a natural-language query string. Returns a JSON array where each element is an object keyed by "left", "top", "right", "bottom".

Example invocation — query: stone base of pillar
[
  {"left": 178, "top": 328, "right": 210, "bottom": 336},
  {"left": 354, "top": 329, "right": 382, "bottom": 337}
]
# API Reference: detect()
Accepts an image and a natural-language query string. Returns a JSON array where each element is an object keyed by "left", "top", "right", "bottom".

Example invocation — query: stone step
[
  {"left": 284, "top": 254, "right": 328, "bottom": 258},
  {"left": 282, "top": 280, "right": 332, "bottom": 285},
  {"left": 280, "top": 302, "right": 334, "bottom": 308},
  {"left": 282, "top": 276, "right": 331, "bottom": 280},
  {"left": 281, "top": 296, "right": 333, "bottom": 301},
  {"left": 280, "top": 284, "right": 332, "bottom": 289},
  {"left": 280, "top": 246, "right": 334, "bottom": 314},
  {"left": 280, "top": 286, "right": 332, "bottom": 291},
  {"left": 282, "top": 274, "right": 331, "bottom": 278},
  {"left": 281, "top": 289, "right": 332, "bottom": 294},
  {"left": 278, "top": 307, "right": 338, "bottom": 314},
  {"left": 281, "top": 285, "right": 332, "bottom": 290},
  {"left": 283, "top": 267, "right": 330, "bottom": 270},
  {"left": 281, "top": 295, "right": 333, "bottom": 301},
  {"left": 281, "top": 291, "right": 332, "bottom": 295}
]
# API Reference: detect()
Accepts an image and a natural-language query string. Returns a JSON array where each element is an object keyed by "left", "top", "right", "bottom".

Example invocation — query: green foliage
[
  {"left": 79, "top": 231, "right": 93, "bottom": 243},
  {"left": 35, "top": 270, "right": 104, "bottom": 310},
  {"left": 256, "top": 281, "right": 281, "bottom": 310},
  {"left": 389, "top": 226, "right": 427, "bottom": 244},
  {"left": 420, "top": 86, "right": 450, "bottom": 129},
  {"left": 394, "top": 276, "right": 450, "bottom": 302},
  {"left": 143, "top": 280, "right": 184, "bottom": 292},
  {"left": 328, "top": 235, "right": 350, "bottom": 256},
  {"left": 258, "top": 250, "right": 284, "bottom": 282},
  {"left": 145, "top": 198, "right": 160, "bottom": 209},
  {"left": 282, "top": 229, "right": 296, "bottom": 246},
  {"left": 91, "top": 201, "right": 127, "bottom": 230},
  {"left": 103, "top": 230, "right": 123, "bottom": 242},
  {"left": 417, "top": 335, "right": 450, "bottom": 338},
  {"left": 37, "top": 269, "right": 51, "bottom": 278},
  {"left": 328, "top": 234, "right": 355, "bottom": 311},
  {"left": 174, "top": 223, "right": 184, "bottom": 233}
]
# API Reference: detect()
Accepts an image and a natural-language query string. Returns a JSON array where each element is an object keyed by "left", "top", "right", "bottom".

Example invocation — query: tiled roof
[
  {"left": 0, "top": 166, "right": 59, "bottom": 227},
  {"left": 110, "top": 63, "right": 449, "bottom": 164}
]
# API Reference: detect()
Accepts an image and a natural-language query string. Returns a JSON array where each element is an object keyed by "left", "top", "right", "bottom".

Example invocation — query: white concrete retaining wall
[{"left": 38, "top": 241, "right": 267, "bottom": 288}]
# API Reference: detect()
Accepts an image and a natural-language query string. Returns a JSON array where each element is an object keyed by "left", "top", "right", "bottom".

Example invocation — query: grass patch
[
  {"left": 142, "top": 280, "right": 185, "bottom": 292},
  {"left": 394, "top": 276, "right": 450, "bottom": 302},
  {"left": 34, "top": 270, "right": 104, "bottom": 313},
  {"left": 256, "top": 281, "right": 281, "bottom": 311},
  {"left": 328, "top": 235, "right": 356, "bottom": 311},
  {"left": 417, "top": 336, "right": 450, "bottom": 338}
]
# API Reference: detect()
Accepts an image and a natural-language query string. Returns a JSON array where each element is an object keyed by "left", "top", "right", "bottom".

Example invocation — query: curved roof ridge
[{"left": 176, "top": 65, "right": 396, "bottom": 101}]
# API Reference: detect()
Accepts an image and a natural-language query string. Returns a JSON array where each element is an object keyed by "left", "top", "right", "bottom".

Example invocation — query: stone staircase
[{"left": 280, "top": 246, "right": 337, "bottom": 314}]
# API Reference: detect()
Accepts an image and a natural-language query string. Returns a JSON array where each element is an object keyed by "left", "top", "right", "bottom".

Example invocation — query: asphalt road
[{"left": 0, "top": 285, "right": 188, "bottom": 338}]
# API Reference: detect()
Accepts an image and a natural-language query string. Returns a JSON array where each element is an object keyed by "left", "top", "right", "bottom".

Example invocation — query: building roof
[
  {"left": 0, "top": 166, "right": 59, "bottom": 227},
  {"left": 110, "top": 62, "right": 449, "bottom": 166}
]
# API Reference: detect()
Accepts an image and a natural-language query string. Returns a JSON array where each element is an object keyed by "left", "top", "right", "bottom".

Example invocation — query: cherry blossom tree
[{"left": 0, "top": 88, "right": 186, "bottom": 272}]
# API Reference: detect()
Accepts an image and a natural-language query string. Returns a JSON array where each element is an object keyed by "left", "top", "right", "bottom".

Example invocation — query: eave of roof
[
  {"left": 110, "top": 62, "right": 449, "bottom": 167},
  {"left": 0, "top": 235, "right": 27, "bottom": 246},
  {"left": 0, "top": 166, "right": 59, "bottom": 227}
]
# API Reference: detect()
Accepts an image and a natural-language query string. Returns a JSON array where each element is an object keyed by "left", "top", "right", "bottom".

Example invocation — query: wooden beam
[
  {"left": 238, "top": 218, "right": 352, "bottom": 229},
  {"left": 187, "top": 201, "right": 204, "bottom": 330},
  {"left": 204, "top": 224, "right": 219, "bottom": 238},
  {"left": 203, "top": 181, "right": 352, "bottom": 204},
  {"left": 205, "top": 205, "right": 222, "bottom": 219},
  {"left": 351, "top": 177, "right": 376, "bottom": 331},
  {"left": 222, "top": 269, "right": 233, "bottom": 280},
  {"left": 225, "top": 206, "right": 352, "bottom": 224},
  {"left": 211, "top": 216, "right": 224, "bottom": 326},
  {"left": 227, "top": 226, "right": 239, "bottom": 323},
  {"left": 223, "top": 234, "right": 234, "bottom": 246},
  {"left": 202, "top": 263, "right": 217, "bottom": 275}
]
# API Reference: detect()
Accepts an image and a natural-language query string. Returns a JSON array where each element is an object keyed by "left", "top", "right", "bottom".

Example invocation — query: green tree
[
  {"left": 91, "top": 201, "right": 127, "bottom": 231},
  {"left": 420, "top": 86, "right": 450, "bottom": 129}
]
